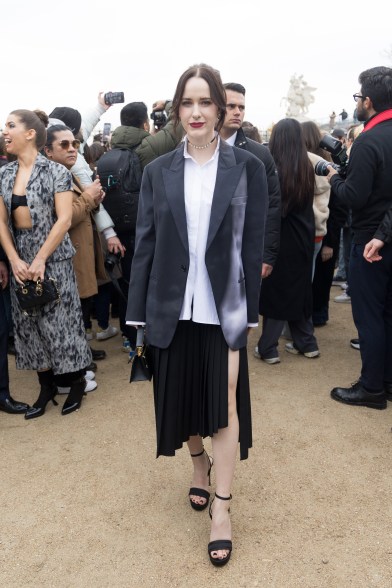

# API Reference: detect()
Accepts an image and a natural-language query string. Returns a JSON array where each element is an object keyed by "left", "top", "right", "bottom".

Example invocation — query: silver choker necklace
[{"left": 188, "top": 135, "right": 216, "bottom": 150}]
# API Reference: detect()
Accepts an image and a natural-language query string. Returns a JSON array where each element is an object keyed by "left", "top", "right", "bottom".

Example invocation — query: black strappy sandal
[
  {"left": 208, "top": 493, "right": 232, "bottom": 567},
  {"left": 188, "top": 449, "right": 213, "bottom": 511}
]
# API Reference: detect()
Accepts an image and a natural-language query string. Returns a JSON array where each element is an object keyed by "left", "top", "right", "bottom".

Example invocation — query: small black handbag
[
  {"left": 14, "top": 277, "right": 60, "bottom": 317},
  {"left": 129, "top": 328, "right": 153, "bottom": 383}
]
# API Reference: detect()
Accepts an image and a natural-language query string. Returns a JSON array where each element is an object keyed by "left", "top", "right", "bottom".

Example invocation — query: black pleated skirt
[{"left": 150, "top": 320, "right": 252, "bottom": 460}]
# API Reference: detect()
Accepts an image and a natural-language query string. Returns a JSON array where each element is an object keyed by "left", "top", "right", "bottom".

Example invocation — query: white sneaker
[
  {"left": 85, "top": 370, "right": 95, "bottom": 381},
  {"left": 285, "top": 343, "right": 320, "bottom": 358},
  {"left": 57, "top": 378, "right": 98, "bottom": 395},
  {"left": 254, "top": 346, "right": 280, "bottom": 364},
  {"left": 86, "top": 328, "right": 94, "bottom": 341},
  {"left": 84, "top": 380, "right": 97, "bottom": 393},
  {"left": 96, "top": 324, "right": 119, "bottom": 340},
  {"left": 334, "top": 292, "right": 351, "bottom": 303}
]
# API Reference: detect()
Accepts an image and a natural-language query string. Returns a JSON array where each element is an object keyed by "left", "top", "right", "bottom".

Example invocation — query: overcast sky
[{"left": 2, "top": 0, "right": 392, "bottom": 134}]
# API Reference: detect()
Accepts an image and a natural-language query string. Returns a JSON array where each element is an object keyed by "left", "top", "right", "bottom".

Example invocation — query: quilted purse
[{"left": 15, "top": 277, "right": 60, "bottom": 317}]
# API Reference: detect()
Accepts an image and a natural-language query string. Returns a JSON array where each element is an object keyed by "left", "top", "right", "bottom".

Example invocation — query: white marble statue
[{"left": 282, "top": 74, "right": 317, "bottom": 119}]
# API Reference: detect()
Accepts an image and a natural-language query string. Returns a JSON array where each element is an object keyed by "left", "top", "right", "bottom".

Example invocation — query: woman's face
[
  {"left": 45, "top": 130, "right": 78, "bottom": 169},
  {"left": 179, "top": 76, "right": 219, "bottom": 144},
  {"left": 2, "top": 114, "right": 34, "bottom": 155}
]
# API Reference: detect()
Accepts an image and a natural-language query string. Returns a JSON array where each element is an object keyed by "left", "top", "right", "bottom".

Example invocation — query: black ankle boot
[
  {"left": 62, "top": 378, "right": 86, "bottom": 415},
  {"left": 25, "top": 384, "right": 58, "bottom": 420}
]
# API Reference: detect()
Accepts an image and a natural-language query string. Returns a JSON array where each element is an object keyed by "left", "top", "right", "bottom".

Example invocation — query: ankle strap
[
  {"left": 190, "top": 449, "right": 205, "bottom": 457},
  {"left": 215, "top": 493, "right": 232, "bottom": 501}
]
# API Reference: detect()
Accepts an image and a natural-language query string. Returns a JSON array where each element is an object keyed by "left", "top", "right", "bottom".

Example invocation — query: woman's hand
[
  {"left": 10, "top": 258, "right": 30, "bottom": 285},
  {"left": 28, "top": 258, "right": 46, "bottom": 281},
  {"left": 321, "top": 246, "right": 333, "bottom": 262},
  {"left": 107, "top": 236, "right": 126, "bottom": 257},
  {"left": 0, "top": 261, "right": 9, "bottom": 290},
  {"left": 84, "top": 178, "right": 105, "bottom": 207}
]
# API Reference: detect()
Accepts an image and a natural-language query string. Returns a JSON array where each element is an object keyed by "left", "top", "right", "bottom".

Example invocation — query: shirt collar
[{"left": 224, "top": 131, "right": 237, "bottom": 147}]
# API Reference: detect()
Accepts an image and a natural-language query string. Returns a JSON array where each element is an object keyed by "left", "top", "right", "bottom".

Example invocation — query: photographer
[{"left": 326, "top": 66, "right": 392, "bottom": 409}]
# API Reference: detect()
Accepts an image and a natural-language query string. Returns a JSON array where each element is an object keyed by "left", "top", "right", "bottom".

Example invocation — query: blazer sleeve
[
  {"left": 125, "top": 165, "right": 156, "bottom": 322},
  {"left": 242, "top": 159, "right": 269, "bottom": 323}
]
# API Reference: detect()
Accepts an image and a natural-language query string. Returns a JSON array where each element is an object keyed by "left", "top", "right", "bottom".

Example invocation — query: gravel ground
[{"left": 1, "top": 294, "right": 391, "bottom": 588}]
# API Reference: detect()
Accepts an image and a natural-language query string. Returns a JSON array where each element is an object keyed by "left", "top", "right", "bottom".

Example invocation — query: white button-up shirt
[{"left": 179, "top": 137, "right": 220, "bottom": 324}]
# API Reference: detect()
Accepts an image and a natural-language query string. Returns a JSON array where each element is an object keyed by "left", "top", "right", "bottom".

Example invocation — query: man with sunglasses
[{"left": 326, "top": 66, "right": 392, "bottom": 409}]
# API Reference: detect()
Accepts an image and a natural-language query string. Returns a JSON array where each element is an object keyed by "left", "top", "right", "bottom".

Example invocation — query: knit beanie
[{"left": 49, "top": 107, "right": 82, "bottom": 134}]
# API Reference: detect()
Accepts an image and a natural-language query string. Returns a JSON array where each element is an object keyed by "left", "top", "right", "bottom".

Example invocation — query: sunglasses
[{"left": 48, "top": 139, "right": 81, "bottom": 150}]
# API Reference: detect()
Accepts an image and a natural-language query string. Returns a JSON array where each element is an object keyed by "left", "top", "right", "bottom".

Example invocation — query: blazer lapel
[
  {"left": 206, "top": 142, "right": 245, "bottom": 250},
  {"left": 162, "top": 148, "right": 189, "bottom": 253}
]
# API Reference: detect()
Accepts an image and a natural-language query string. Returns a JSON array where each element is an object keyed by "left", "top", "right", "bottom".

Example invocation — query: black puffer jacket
[{"left": 234, "top": 128, "right": 281, "bottom": 266}]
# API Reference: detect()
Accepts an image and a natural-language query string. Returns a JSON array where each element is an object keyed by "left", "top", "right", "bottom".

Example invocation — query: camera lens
[{"left": 315, "top": 161, "right": 330, "bottom": 176}]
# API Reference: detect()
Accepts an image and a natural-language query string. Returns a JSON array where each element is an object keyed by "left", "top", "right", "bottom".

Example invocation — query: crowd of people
[{"left": 0, "top": 64, "right": 391, "bottom": 566}]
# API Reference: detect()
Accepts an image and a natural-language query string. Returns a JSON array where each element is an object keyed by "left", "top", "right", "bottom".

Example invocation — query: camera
[
  {"left": 316, "top": 134, "right": 348, "bottom": 177},
  {"left": 104, "top": 251, "right": 121, "bottom": 271},
  {"left": 314, "top": 160, "right": 341, "bottom": 176},
  {"left": 104, "top": 92, "right": 125, "bottom": 105},
  {"left": 150, "top": 110, "right": 167, "bottom": 130}
]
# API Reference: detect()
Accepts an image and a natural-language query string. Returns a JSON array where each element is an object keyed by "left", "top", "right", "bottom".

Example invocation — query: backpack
[{"left": 96, "top": 146, "right": 142, "bottom": 234}]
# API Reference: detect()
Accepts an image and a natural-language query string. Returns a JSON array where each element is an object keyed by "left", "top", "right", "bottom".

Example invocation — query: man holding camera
[{"left": 326, "top": 66, "right": 392, "bottom": 409}]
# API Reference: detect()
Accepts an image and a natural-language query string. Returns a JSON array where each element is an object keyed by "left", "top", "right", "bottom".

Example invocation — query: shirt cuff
[
  {"left": 248, "top": 323, "right": 258, "bottom": 328},
  {"left": 103, "top": 227, "right": 117, "bottom": 239},
  {"left": 126, "top": 321, "right": 146, "bottom": 326}
]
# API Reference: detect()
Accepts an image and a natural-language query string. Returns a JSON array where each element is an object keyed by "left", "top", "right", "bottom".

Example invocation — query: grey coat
[{"left": 126, "top": 141, "right": 268, "bottom": 350}]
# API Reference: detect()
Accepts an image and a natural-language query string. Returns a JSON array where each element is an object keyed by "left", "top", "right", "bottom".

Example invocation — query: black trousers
[
  {"left": 312, "top": 248, "right": 339, "bottom": 325},
  {"left": 117, "top": 231, "right": 135, "bottom": 346},
  {"left": 0, "top": 290, "right": 10, "bottom": 399},
  {"left": 350, "top": 242, "right": 392, "bottom": 390}
]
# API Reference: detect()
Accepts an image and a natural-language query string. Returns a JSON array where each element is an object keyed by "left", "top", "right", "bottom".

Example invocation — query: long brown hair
[
  {"left": 171, "top": 63, "right": 226, "bottom": 131},
  {"left": 269, "top": 118, "right": 314, "bottom": 216},
  {"left": 10, "top": 109, "right": 48, "bottom": 151}
]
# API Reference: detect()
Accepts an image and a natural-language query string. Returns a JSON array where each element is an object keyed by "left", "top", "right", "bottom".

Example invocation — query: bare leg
[
  {"left": 210, "top": 348, "right": 239, "bottom": 561},
  {"left": 187, "top": 435, "right": 211, "bottom": 507}
]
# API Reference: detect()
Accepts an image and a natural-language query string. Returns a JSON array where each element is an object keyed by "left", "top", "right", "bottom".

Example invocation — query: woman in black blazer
[{"left": 126, "top": 64, "right": 268, "bottom": 566}]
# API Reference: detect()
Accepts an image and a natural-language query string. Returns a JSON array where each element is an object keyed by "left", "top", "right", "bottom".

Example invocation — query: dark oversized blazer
[{"left": 126, "top": 140, "right": 268, "bottom": 350}]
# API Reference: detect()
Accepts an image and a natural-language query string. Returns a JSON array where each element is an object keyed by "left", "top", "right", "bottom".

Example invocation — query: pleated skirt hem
[{"left": 150, "top": 320, "right": 252, "bottom": 460}]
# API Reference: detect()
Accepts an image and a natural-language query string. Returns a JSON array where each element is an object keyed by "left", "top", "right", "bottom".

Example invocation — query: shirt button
[{"left": 180, "top": 265, "right": 187, "bottom": 272}]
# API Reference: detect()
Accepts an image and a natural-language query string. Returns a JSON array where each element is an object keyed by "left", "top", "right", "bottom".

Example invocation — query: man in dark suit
[
  {"left": 0, "top": 246, "right": 29, "bottom": 414},
  {"left": 220, "top": 83, "right": 281, "bottom": 279}
]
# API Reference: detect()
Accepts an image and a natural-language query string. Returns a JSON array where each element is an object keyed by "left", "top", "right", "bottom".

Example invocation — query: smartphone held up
[{"left": 104, "top": 92, "right": 125, "bottom": 105}]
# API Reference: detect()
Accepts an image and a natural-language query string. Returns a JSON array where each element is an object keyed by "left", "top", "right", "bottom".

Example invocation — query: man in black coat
[
  {"left": 220, "top": 83, "right": 281, "bottom": 279},
  {"left": 0, "top": 246, "right": 29, "bottom": 414},
  {"left": 327, "top": 66, "right": 392, "bottom": 409}
]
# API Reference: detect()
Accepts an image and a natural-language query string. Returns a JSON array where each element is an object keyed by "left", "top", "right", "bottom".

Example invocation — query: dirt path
[{"left": 1, "top": 295, "right": 391, "bottom": 588}]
